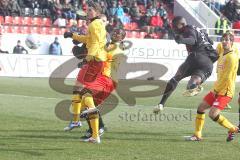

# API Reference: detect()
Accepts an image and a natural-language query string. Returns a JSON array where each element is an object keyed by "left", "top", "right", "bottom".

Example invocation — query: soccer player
[
  {"left": 63, "top": 1, "right": 107, "bottom": 143},
  {"left": 65, "top": 27, "right": 126, "bottom": 143},
  {"left": 186, "top": 32, "right": 239, "bottom": 141},
  {"left": 153, "top": 16, "right": 218, "bottom": 113},
  {"left": 64, "top": 14, "right": 109, "bottom": 135}
]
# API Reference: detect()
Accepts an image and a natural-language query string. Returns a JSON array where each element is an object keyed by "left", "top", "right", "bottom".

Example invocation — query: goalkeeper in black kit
[{"left": 154, "top": 16, "right": 218, "bottom": 113}]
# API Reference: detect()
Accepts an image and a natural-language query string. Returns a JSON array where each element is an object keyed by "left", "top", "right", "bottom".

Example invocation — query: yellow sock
[
  {"left": 83, "top": 94, "right": 99, "bottom": 139},
  {"left": 72, "top": 102, "right": 81, "bottom": 122},
  {"left": 89, "top": 115, "right": 99, "bottom": 139},
  {"left": 71, "top": 94, "right": 82, "bottom": 122},
  {"left": 194, "top": 113, "right": 205, "bottom": 138},
  {"left": 217, "top": 115, "right": 236, "bottom": 132}
]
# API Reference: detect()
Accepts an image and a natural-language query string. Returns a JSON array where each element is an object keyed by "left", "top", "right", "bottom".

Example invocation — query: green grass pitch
[{"left": 0, "top": 77, "right": 240, "bottom": 160}]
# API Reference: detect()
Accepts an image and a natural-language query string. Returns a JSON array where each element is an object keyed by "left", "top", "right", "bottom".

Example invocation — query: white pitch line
[
  {"left": 0, "top": 93, "right": 238, "bottom": 115},
  {"left": 0, "top": 93, "right": 60, "bottom": 100},
  {"left": 113, "top": 103, "right": 239, "bottom": 115}
]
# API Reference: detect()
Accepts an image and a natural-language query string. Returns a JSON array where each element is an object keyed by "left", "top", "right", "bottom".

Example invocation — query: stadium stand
[
  {"left": 0, "top": 0, "right": 175, "bottom": 39},
  {"left": 2, "top": 0, "right": 238, "bottom": 40}
]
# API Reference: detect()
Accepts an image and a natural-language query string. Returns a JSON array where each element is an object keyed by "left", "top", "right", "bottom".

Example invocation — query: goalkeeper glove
[{"left": 64, "top": 32, "right": 73, "bottom": 38}]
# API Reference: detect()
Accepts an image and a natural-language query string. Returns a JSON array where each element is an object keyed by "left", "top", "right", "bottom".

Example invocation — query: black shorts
[{"left": 176, "top": 53, "right": 213, "bottom": 82}]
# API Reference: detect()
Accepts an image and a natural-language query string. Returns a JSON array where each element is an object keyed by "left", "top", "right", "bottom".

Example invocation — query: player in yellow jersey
[
  {"left": 63, "top": 1, "right": 107, "bottom": 143},
  {"left": 63, "top": 14, "right": 109, "bottom": 137},
  {"left": 78, "top": 28, "right": 126, "bottom": 143},
  {"left": 186, "top": 32, "right": 239, "bottom": 142},
  {"left": 64, "top": 25, "right": 126, "bottom": 143}
]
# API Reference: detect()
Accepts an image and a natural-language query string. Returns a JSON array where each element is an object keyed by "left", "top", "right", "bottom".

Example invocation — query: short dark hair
[
  {"left": 172, "top": 16, "right": 186, "bottom": 28},
  {"left": 222, "top": 32, "right": 234, "bottom": 42}
]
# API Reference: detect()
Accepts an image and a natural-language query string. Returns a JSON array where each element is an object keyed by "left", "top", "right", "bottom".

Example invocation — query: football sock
[
  {"left": 160, "top": 78, "right": 178, "bottom": 105},
  {"left": 71, "top": 94, "right": 82, "bottom": 122},
  {"left": 83, "top": 95, "right": 99, "bottom": 138},
  {"left": 89, "top": 114, "right": 99, "bottom": 139},
  {"left": 215, "top": 115, "right": 236, "bottom": 132},
  {"left": 194, "top": 112, "right": 205, "bottom": 138},
  {"left": 86, "top": 114, "right": 104, "bottom": 134}
]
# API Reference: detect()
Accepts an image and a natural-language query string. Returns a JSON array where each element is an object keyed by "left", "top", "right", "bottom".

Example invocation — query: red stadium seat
[
  {"left": 235, "top": 36, "right": 240, "bottom": 43},
  {"left": 4, "top": 16, "right": 13, "bottom": 25},
  {"left": 0, "top": 16, "right": 4, "bottom": 25},
  {"left": 139, "top": 32, "right": 146, "bottom": 39},
  {"left": 31, "top": 27, "right": 41, "bottom": 34},
  {"left": 32, "top": 17, "right": 42, "bottom": 26},
  {"left": 12, "top": 26, "right": 22, "bottom": 34},
  {"left": 51, "top": 28, "right": 60, "bottom": 35},
  {"left": 42, "top": 18, "right": 52, "bottom": 27},
  {"left": 41, "top": 27, "right": 51, "bottom": 35},
  {"left": 23, "top": 17, "right": 32, "bottom": 26},
  {"left": 0, "top": 26, "right": 2, "bottom": 34},
  {"left": 22, "top": 26, "right": 31, "bottom": 34},
  {"left": 131, "top": 31, "right": 139, "bottom": 38},
  {"left": 126, "top": 31, "right": 132, "bottom": 38},
  {"left": 59, "top": 28, "right": 67, "bottom": 34},
  {"left": 12, "top": 16, "right": 23, "bottom": 25},
  {"left": 4, "top": 26, "right": 13, "bottom": 33}
]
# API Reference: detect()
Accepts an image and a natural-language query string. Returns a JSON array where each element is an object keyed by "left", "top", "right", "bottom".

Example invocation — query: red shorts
[
  {"left": 76, "top": 61, "right": 116, "bottom": 106},
  {"left": 85, "top": 75, "right": 116, "bottom": 105},
  {"left": 204, "top": 91, "right": 232, "bottom": 110},
  {"left": 77, "top": 61, "right": 103, "bottom": 85}
]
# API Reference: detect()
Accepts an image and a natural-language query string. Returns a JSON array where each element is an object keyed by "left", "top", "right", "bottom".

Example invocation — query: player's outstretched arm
[{"left": 63, "top": 32, "right": 88, "bottom": 44}]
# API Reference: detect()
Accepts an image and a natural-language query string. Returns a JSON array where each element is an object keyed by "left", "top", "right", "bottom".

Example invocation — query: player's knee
[
  {"left": 197, "top": 102, "right": 208, "bottom": 113},
  {"left": 72, "top": 91, "right": 81, "bottom": 103},
  {"left": 197, "top": 107, "right": 205, "bottom": 113},
  {"left": 88, "top": 112, "right": 99, "bottom": 120},
  {"left": 208, "top": 109, "right": 218, "bottom": 120},
  {"left": 187, "top": 76, "right": 201, "bottom": 90},
  {"left": 197, "top": 110, "right": 205, "bottom": 115},
  {"left": 199, "top": 71, "right": 211, "bottom": 84}
]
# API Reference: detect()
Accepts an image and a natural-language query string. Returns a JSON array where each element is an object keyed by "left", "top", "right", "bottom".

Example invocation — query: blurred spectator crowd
[
  {"left": 0, "top": 0, "right": 174, "bottom": 39},
  {"left": 205, "top": 0, "right": 240, "bottom": 32}
]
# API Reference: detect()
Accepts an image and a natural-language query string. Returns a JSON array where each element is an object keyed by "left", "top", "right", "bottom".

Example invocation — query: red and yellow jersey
[
  {"left": 102, "top": 43, "right": 124, "bottom": 83},
  {"left": 213, "top": 43, "right": 239, "bottom": 97},
  {"left": 72, "top": 19, "right": 107, "bottom": 61}
]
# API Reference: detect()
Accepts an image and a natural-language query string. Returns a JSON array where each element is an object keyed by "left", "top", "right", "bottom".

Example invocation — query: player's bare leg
[
  {"left": 185, "top": 101, "right": 210, "bottom": 141},
  {"left": 209, "top": 107, "right": 238, "bottom": 142}
]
